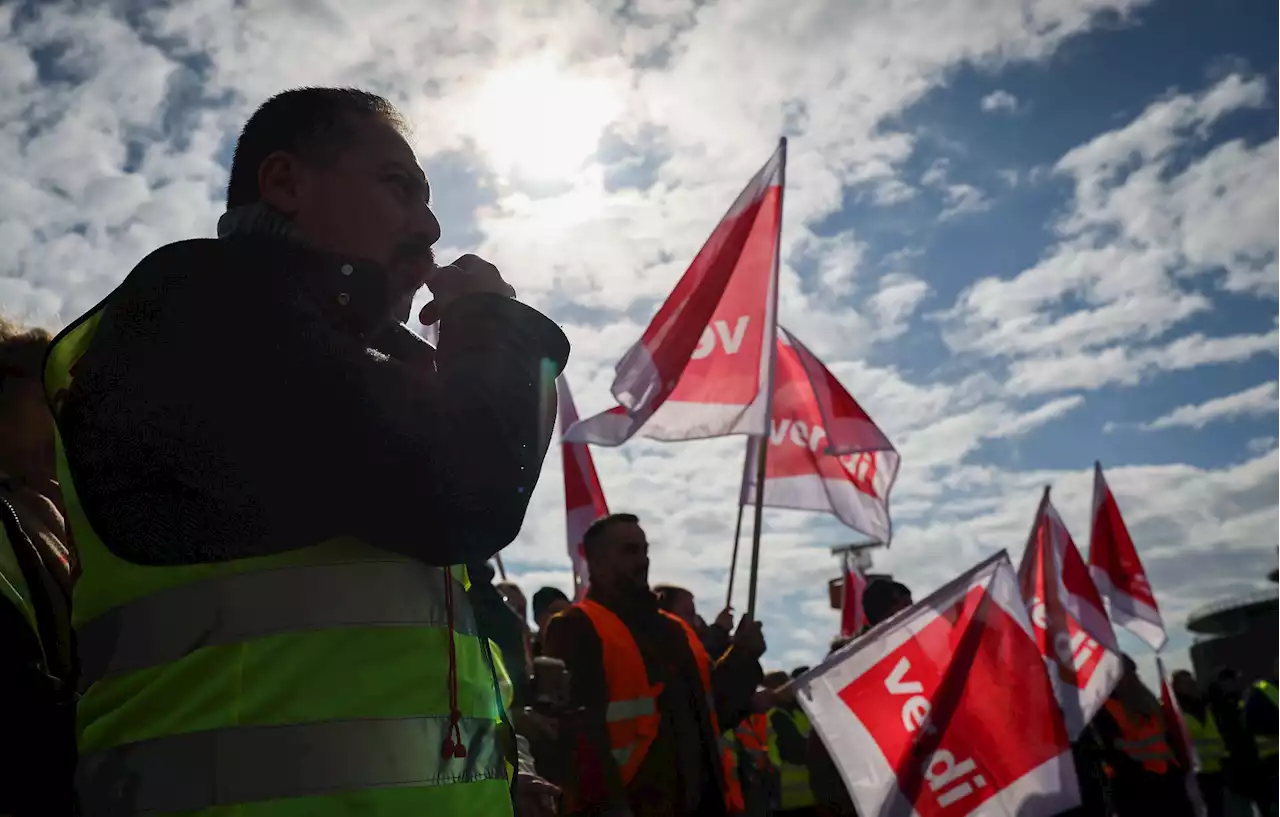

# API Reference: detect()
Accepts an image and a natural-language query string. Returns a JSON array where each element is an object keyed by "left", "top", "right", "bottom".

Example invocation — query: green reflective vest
[
  {"left": 1254, "top": 681, "right": 1278, "bottom": 759},
  {"left": 767, "top": 707, "right": 815, "bottom": 811},
  {"left": 48, "top": 305, "right": 515, "bottom": 816},
  {"left": 1183, "top": 711, "right": 1227, "bottom": 774}
]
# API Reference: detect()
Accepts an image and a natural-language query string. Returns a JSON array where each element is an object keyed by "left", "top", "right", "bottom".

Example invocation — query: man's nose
[{"left": 414, "top": 202, "right": 442, "bottom": 246}]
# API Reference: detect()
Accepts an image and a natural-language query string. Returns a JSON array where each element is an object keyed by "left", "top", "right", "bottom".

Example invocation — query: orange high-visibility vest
[
  {"left": 575, "top": 599, "right": 741, "bottom": 813},
  {"left": 1104, "top": 699, "right": 1176, "bottom": 774},
  {"left": 736, "top": 713, "right": 772, "bottom": 772}
]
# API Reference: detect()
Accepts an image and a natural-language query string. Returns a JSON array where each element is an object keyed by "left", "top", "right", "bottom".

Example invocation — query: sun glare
[{"left": 469, "top": 57, "right": 623, "bottom": 183}]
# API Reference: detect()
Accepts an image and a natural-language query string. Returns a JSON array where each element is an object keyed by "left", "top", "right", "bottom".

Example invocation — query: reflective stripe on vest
[
  {"left": 47, "top": 300, "right": 514, "bottom": 816},
  {"left": 1105, "top": 699, "right": 1175, "bottom": 774},
  {"left": 77, "top": 558, "right": 476, "bottom": 689},
  {"left": 77, "top": 715, "right": 505, "bottom": 813},
  {"left": 1183, "top": 712, "right": 1227, "bottom": 774}
]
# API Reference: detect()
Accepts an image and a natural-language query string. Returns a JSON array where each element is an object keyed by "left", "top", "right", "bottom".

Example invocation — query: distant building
[{"left": 1186, "top": 571, "right": 1279, "bottom": 684}]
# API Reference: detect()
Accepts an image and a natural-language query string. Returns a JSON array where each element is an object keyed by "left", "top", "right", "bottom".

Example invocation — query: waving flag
[
  {"left": 739, "top": 328, "right": 899, "bottom": 542},
  {"left": 795, "top": 552, "right": 1079, "bottom": 817},
  {"left": 1018, "top": 488, "right": 1122, "bottom": 738},
  {"left": 839, "top": 552, "right": 868, "bottom": 638},
  {"left": 1089, "top": 462, "right": 1167, "bottom": 651},
  {"left": 566, "top": 140, "right": 785, "bottom": 445},
  {"left": 557, "top": 377, "right": 609, "bottom": 601}
]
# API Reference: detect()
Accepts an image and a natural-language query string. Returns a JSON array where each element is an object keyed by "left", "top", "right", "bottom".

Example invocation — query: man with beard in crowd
[{"left": 544, "top": 513, "right": 765, "bottom": 817}]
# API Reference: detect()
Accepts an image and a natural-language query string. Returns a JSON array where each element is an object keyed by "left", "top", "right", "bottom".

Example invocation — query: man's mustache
[{"left": 391, "top": 235, "right": 437, "bottom": 277}]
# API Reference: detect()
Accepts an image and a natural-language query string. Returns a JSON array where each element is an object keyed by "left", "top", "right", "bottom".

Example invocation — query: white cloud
[
  {"left": 1140, "top": 381, "right": 1279, "bottom": 431},
  {"left": 869, "top": 273, "right": 931, "bottom": 338},
  {"left": 943, "top": 73, "right": 1278, "bottom": 396},
  {"left": 980, "top": 89, "right": 1019, "bottom": 113},
  {"left": 3, "top": 0, "right": 1274, "bottom": 679}
]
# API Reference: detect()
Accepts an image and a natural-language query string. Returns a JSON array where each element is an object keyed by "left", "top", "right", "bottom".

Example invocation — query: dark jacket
[
  {"left": 0, "top": 484, "right": 76, "bottom": 817},
  {"left": 542, "top": 588, "right": 763, "bottom": 817},
  {"left": 57, "top": 235, "right": 568, "bottom": 567}
]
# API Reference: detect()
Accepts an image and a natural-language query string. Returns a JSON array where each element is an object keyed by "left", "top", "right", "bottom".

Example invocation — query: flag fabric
[
  {"left": 1158, "top": 657, "right": 1209, "bottom": 817},
  {"left": 738, "top": 328, "right": 899, "bottom": 543},
  {"left": 565, "top": 140, "right": 786, "bottom": 446},
  {"left": 557, "top": 377, "right": 609, "bottom": 601},
  {"left": 794, "top": 551, "right": 1080, "bottom": 817},
  {"left": 1089, "top": 462, "right": 1167, "bottom": 651},
  {"left": 840, "top": 552, "right": 868, "bottom": 638},
  {"left": 1018, "top": 489, "right": 1123, "bottom": 739}
]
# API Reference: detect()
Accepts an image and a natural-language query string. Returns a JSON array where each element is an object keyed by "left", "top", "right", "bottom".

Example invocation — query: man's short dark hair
[
  {"left": 226, "top": 87, "right": 409, "bottom": 208},
  {"left": 862, "top": 579, "right": 911, "bottom": 626},
  {"left": 653, "top": 585, "right": 692, "bottom": 613},
  {"left": 532, "top": 587, "right": 569, "bottom": 621},
  {"left": 581, "top": 513, "right": 640, "bottom": 559}
]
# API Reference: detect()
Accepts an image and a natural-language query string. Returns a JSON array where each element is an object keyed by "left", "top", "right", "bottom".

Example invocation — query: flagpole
[
  {"left": 746, "top": 136, "right": 787, "bottom": 621},
  {"left": 725, "top": 502, "right": 746, "bottom": 610},
  {"left": 494, "top": 552, "right": 508, "bottom": 581}
]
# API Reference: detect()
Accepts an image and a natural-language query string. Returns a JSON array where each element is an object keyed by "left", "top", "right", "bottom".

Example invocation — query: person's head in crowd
[
  {"left": 1211, "top": 666, "right": 1243, "bottom": 698},
  {"left": 654, "top": 584, "right": 698, "bottom": 628},
  {"left": 226, "top": 88, "right": 442, "bottom": 322},
  {"left": 1171, "top": 670, "right": 1200, "bottom": 703},
  {"left": 0, "top": 316, "right": 55, "bottom": 484},
  {"left": 532, "top": 586, "right": 570, "bottom": 632},
  {"left": 829, "top": 635, "right": 854, "bottom": 655},
  {"left": 862, "top": 579, "right": 912, "bottom": 626},
  {"left": 762, "top": 670, "right": 794, "bottom": 705},
  {"left": 495, "top": 581, "right": 528, "bottom": 622},
  {"left": 582, "top": 513, "right": 650, "bottom": 601},
  {"left": 791, "top": 666, "right": 810, "bottom": 680}
]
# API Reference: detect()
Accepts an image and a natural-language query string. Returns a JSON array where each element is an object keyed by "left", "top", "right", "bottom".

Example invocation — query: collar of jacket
[{"left": 217, "top": 206, "right": 404, "bottom": 340}]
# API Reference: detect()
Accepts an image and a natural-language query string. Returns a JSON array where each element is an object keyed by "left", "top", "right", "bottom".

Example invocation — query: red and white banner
[
  {"left": 794, "top": 552, "right": 1079, "bottom": 817},
  {"left": 739, "top": 328, "right": 899, "bottom": 543},
  {"left": 1158, "top": 657, "right": 1208, "bottom": 817},
  {"left": 1089, "top": 462, "right": 1167, "bottom": 651},
  {"left": 557, "top": 377, "right": 609, "bottom": 601},
  {"left": 565, "top": 140, "right": 785, "bottom": 446},
  {"left": 1018, "top": 489, "right": 1122, "bottom": 739},
  {"left": 840, "top": 552, "right": 868, "bottom": 638}
]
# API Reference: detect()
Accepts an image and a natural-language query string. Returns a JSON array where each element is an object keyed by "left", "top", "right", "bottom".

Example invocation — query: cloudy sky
[{"left": 2, "top": 0, "right": 1276, "bottom": 683}]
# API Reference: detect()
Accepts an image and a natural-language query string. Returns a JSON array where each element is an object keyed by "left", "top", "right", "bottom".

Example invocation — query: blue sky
[{"left": 0, "top": 0, "right": 1276, "bottom": 685}]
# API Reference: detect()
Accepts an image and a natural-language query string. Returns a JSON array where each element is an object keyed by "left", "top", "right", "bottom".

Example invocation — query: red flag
[
  {"left": 1089, "top": 462, "right": 1167, "bottom": 651},
  {"left": 566, "top": 140, "right": 785, "bottom": 445},
  {"left": 840, "top": 552, "right": 868, "bottom": 637},
  {"left": 1158, "top": 657, "right": 1209, "bottom": 817},
  {"left": 795, "top": 552, "right": 1079, "bottom": 817},
  {"left": 1018, "top": 488, "right": 1122, "bottom": 739},
  {"left": 557, "top": 377, "right": 609, "bottom": 601},
  {"left": 739, "top": 327, "right": 899, "bottom": 542}
]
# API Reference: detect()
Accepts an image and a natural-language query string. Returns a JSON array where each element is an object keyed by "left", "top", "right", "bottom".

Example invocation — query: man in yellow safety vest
[{"left": 48, "top": 87, "right": 569, "bottom": 815}]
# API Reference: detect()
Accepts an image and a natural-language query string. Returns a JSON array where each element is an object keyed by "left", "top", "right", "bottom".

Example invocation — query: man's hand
[
  {"left": 714, "top": 607, "right": 734, "bottom": 632},
  {"left": 418, "top": 254, "right": 516, "bottom": 326},
  {"left": 515, "top": 772, "right": 561, "bottom": 817},
  {"left": 732, "top": 615, "right": 766, "bottom": 658}
]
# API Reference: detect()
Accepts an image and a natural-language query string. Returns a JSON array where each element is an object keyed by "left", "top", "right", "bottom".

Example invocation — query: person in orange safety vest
[{"left": 543, "top": 513, "right": 765, "bottom": 817}]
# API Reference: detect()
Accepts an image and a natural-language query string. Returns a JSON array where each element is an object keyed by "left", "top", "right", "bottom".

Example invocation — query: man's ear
[{"left": 257, "top": 151, "right": 303, "bottom": 216}]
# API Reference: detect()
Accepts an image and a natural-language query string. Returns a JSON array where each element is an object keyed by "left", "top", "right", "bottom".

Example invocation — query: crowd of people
[{"left": 0, "top": 85, "right": 1276, "bottom": 816}]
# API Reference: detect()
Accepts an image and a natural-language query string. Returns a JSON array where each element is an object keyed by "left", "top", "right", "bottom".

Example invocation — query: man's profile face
[
  {"left": 279, "top": 115, "right": 443, "bottom": 316},
  {"left": 592, "top": 522, "right": 650, "bottom": 594}
]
